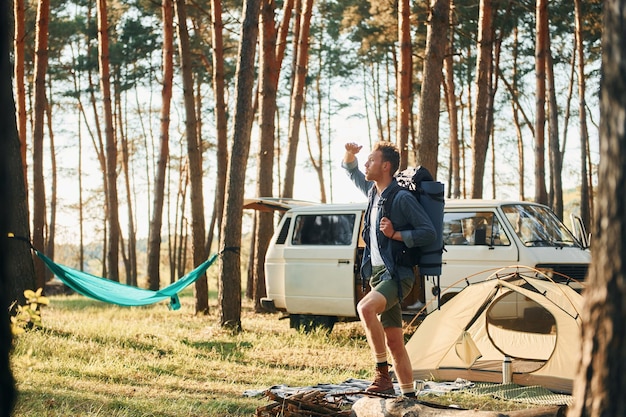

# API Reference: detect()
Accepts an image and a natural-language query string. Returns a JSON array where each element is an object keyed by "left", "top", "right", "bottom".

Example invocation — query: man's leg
[
  {"left": 385, "top": 326, "right": 415, "bottom": 396},
  {"left": 357, "top": 291, "right": 394, "bottom": 394}
]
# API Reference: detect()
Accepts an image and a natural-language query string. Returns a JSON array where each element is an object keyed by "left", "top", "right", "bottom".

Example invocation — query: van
[{"left": 257, "top": 199, "right": 591, "bottom": 332}]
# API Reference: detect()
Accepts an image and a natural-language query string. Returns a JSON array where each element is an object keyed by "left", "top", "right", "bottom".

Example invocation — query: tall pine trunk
[
  {"left": 219, "top": 0, "right": 260, "bottom": 331},
  {"left": 397, "top": 0, "right": 411, "bottom": 169},
  {"left": 573, "top": 0, "right": 591, "bottom": 232},
  {"left": 97, "top": 0, "right": 120, "bottom": 281},
  {"left": 147, "top": 0, "right": 175, "bottom": 291},
  {"left": 416, "top": 0, "right": 448, "bottom": 178},
  {"left": 470, "top": 0, "right": 492, "bottom": 198},
  {"left": 32, "top": 0, "right": 50, "bottom": 289},
  {"left": 174, "top": 0, "right": 208, "bottom": 314},
  {"left": 570, "top": 2, "right": 626, "bottom": 414},
  {"left": 534, "top": 0, "right": 548, "bottom": 205},
  {"left": 281, "top": 0, "right": 312, "bottom": 198}
]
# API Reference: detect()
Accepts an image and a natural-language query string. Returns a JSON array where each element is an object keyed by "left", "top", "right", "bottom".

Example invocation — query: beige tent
[{"left": 406, "top": 271, "right": 584, "bottom": 394}]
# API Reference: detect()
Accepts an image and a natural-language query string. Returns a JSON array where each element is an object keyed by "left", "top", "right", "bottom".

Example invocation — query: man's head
[{"left": 365, "top": 141, "right": 400, "bottom": 183}]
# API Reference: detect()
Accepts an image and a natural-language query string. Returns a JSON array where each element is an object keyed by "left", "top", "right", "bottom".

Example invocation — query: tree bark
[
  {"left": 147, "top": 0, "right": 175, "bottom": 291},
  {"left": 546, "top": 36, "right": 563, "bottom": 219},
  {"left": 534, "top": 0, "right": 548, "bottom": 205},
  {"left": 281, "top": 0, "right": 312, "bottom": 198},
  {"left": 13, "top": 0, "right": 27, "bottom": 189},
  {"left": 97, "top": 0, "right": 120, "bottom": 281},
  {"left": 254, "top": 0, "right": 293, "bottom": 312},
  {"left": 397, "top": 0, "right": 411, "bottom": 169},
  {"left": 32, "top": 0, "right": 50, "bottom": 289},
  {"left": 174, "top": 0, "right": 209, "bottom": 314},
  {"left": 470, "top": 0, "right": 492, "bottom": 199},
  {"left": 206, "top": 0, "right": 229, "bottom": 257},
  {"left": 219, "top": 0, "right": 261, "bottom": 331},
  {"left": 443, "top": 2, "right": 460, "bottom": 199},
  {"left": 568, "top": 1, "right": 626, "bottom": 416},
  {"left": 416, "top": 0, "right": 449, "bottom": 178},
  {"left": 573, "top": 0, "right": 591, "bottom": 233}
]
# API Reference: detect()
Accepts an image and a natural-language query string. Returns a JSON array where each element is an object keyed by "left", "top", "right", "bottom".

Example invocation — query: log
[{"left": 351, "top": 396, "right": 566, "bottom": 417}]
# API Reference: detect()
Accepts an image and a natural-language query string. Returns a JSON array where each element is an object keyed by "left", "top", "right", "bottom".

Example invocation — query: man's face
[{"left": 364, "top": 150, "right": 387, "bottom": 182}]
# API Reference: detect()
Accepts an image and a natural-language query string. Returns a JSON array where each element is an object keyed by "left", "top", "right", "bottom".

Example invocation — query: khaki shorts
[{"left": 370, "top": 265, "right": 415, "bottom": 328}]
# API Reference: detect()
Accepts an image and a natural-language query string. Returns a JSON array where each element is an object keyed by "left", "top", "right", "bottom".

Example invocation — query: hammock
[{"left": 35, "top": 250, "right": 218, "bottom": 310}]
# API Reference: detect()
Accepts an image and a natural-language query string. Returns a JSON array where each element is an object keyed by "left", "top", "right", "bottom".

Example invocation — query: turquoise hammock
[{"left": 35, "top": 248, "right": 218, "bottom": 311}]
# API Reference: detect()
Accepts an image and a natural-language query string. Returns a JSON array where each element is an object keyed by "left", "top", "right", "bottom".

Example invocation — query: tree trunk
[
  {"left": 219, "top": 0, "right": 260, "bottom": 331},
  {"left": 397, "top": 0, "right": 411, "bottom": 170},
  {"left": 546, "top": 38, "right": 563, "bottom": 219},
  {"left": 470, "top": 0, "right": 492, "bottom": 199},
  {"left": 281, "top": 0, "right": 312, "bottom": 198},
  {"left": 32, "top": 0, "right": 50, "bottom": 289},
  {"left": 569, "top": 2, "right": 626, "bottom": 415},
  {"left": 443, "top": 2, "right": 460, "bottom": 199},
  {"left": 97, "top": 0, "right": 120, "bottom": 281},
  {"left": 206, "top": 0, "right": 229, "bottom": 256},
  {"left": 416, "top": 0, "right": 448, "bottom": 178},
  {"left": 1, "top": 3, "right": 36, "bottom": 309},
  {"left": 44, "top": 96, "right": 56, "bottom": 282},
  {"left": 147, "top": 0, "right": 174, "bottom": 291},
  {"left": 534, "top": 0, "right": 548, "bottom": 205},
  {"left": 254, "top": 0, "right": 293, "bottom": 312},
  {"left": 174, "top": 0, "right": 208, "bottom": 314},
  {"left": 573, "top": 0, "right": 591, "bottom": 233},
  {"left": 13, "top": 0, "right": 27, "bottom": 190}
]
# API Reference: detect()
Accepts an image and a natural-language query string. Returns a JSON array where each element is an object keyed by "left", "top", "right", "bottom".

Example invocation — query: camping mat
[{"left": 463, "top": 382, "right": 573, "bottom": 406}]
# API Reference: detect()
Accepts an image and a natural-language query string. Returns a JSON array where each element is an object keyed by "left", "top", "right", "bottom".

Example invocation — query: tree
[
  {"left": 573, "top": 0, "right": 591, "bottom": 232},
  {"left": 13, "top": 0, "right": 27, "bottom": 186},
  {"left": 31, "top": 0, "right": 50, "bottom": 289},
  {"left": 569, "top": 1, "right": 626, "bottom": 415},
  {"left": 415, "top": 0, "right": 449, "bottom": 177},
  {"left": 147, "top": 0, "right": 175, "bottom": 291},
  {"left": 97, "top": 0, "right": 121, "bottom": 281},
  {"left": 174, "top": 0, "right": 209, "bottom": 314},
  {"left": 254, "top": 0, "right": 293, "bottom": 311},
  {"left": 219, "top": 0, "right": 260, "bottom": 331},
  {"left": 1, "top": 5, "right": 26, "bottom": 412},
  {"left": 470, "top": 0, "right": 492, "bottom": 199},
  {"left": 396, "top": 0, "right": 411, "bottom": 169},
  {"left": 281, "top": 0, "right": 313, "bottom": 199},
  {"left": 533, "top": 0, "right": 548, "bottom": 205}
]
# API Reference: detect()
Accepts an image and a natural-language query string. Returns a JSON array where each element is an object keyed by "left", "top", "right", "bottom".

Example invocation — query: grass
[{"left": 10, "top": 290, "right": 544, "bottom": 416}]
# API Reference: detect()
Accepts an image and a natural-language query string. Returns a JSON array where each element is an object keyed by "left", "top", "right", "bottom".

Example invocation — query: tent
[{"left": 405, "top": 270, "right": 584, "bottom": 394}]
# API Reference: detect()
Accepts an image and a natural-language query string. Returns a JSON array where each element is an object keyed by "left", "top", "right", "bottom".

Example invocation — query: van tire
[{"left": 289, "top": 314, "right": 337, "bottom": 334}]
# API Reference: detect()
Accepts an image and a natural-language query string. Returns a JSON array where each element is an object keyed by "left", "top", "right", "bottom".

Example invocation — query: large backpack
[{"left": 383, "top": 166, "right": 445, "bottom": 276}]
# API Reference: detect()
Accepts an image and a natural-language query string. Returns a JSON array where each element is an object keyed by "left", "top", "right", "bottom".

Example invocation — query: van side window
[
  {"left": 443, "top": 212, "right": 510, "bottom": 246},
  {"left": 275, "top": 217, "right": 291, "bottom": 244},
  {"left": 292, "top": 214, "right": 355, "bottom": 246}
]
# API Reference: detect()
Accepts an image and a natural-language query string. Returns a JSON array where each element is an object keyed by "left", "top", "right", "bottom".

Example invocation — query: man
[{"left": 342, "top": 141, "right": 435, "bottom": 397}]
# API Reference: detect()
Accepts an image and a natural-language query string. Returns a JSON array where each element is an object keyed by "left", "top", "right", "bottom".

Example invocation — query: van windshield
[{"left": 502, "top": 204, "right": 580, "bottom": 248}]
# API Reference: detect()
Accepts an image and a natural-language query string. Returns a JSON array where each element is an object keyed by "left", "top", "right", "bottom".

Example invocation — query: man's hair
[{"left": 373, "top": 141, "right": 400, "bottom": 175}]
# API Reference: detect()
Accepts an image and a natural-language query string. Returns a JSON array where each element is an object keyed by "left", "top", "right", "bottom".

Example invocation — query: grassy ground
[{"left": 10, "top": 290, "right": 541, "bottom": 417}]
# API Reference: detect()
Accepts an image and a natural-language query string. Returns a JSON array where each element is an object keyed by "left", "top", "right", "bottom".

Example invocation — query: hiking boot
[{"left": 365, "top": 366, "right": 395, "bottom": 395}]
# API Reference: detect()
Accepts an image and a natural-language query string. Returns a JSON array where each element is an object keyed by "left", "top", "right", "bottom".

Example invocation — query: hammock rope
[{"left": 10, "top": 233, "right": 217, "bottom": 310}]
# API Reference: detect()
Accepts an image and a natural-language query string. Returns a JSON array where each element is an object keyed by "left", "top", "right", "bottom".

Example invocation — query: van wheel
[{"left": 290, "top": 314, "right": 337, "bottom": 334}]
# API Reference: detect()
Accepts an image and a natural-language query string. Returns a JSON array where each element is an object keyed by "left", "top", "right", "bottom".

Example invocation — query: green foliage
[{"left": 10, "top": 288, "right": 50, "bottom": 335}]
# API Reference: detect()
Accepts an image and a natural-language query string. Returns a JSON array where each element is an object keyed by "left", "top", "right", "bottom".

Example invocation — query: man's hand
[
  {"left": 344, "top": 142, "right": 363, "bottom": 164},
  {"left": 379, "top": 217, "right": 397, "bottom": 240}
]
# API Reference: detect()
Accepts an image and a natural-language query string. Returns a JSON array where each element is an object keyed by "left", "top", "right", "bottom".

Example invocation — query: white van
[{"left": 258, "top": 199, "right": 591, "bottom": 332}]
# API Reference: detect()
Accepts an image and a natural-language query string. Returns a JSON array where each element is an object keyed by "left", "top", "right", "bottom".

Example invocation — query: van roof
[{"left": 280, "top": 199, "right": 547, "bottom": 213}]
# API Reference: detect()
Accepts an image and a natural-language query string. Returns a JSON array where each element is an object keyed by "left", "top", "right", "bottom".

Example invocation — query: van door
[
  {"left": 282, "top": 211, "right": 362, "bottom": 318},
  {"left": 441, "top": 210, "right": 519, "bottom": 290}
]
